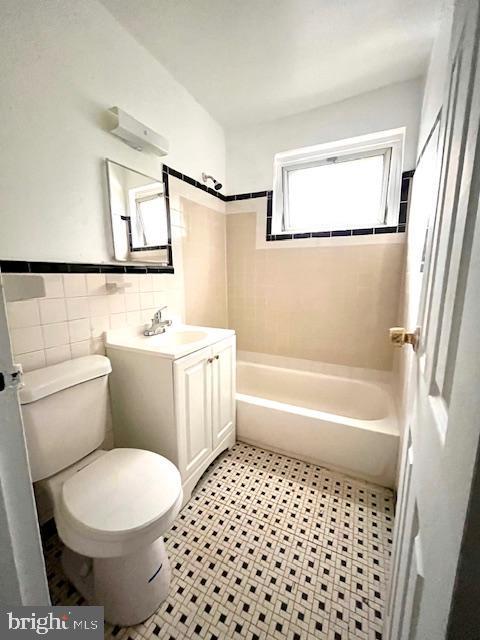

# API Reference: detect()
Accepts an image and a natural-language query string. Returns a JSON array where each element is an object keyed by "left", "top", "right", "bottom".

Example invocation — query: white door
[
  {"left": 211, "top": 336, "right": 236, "bottom": 449},
  {"left": 0, "top": 274, "right": 50, "bottom": 605},
  {"left": 174, "top": 346, "right": 213, "bottom": 479},
  {"left": 386, "top": 2, "right": 480, "bottom": 638}
]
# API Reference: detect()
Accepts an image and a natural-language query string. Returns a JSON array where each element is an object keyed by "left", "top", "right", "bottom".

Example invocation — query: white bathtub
[{"left": 236, "top": 361, "right": 399, "bottom": 487}]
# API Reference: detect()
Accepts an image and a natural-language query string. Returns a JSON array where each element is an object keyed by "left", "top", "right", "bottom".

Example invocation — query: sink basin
[
  {"left": 145, "top": 329, "right": 209, "bottom": 347},
  {"left": 106, "top": 324, "right": 235, "bottom": 359},
  {"left": 166, "top": 330, "right": 209, "bottom": 345}
]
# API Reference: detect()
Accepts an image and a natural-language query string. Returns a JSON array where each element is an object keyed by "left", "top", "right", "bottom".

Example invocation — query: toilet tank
[{"left": 19, "top": 355, "right": 112, "bottom": 482}]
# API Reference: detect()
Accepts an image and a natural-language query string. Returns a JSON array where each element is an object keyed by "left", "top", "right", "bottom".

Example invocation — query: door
[
  {"left": 0, "top": 274, "right": 50, "bottom": 605},
  {"left": 174, "top": 346, "right": 213, "bottom": 479},
  {"left": 386, "top": 2, "right": 480, "bottom": 638},
  {"left": 211, "top": 336, "right": 236, "bottom": 449}
]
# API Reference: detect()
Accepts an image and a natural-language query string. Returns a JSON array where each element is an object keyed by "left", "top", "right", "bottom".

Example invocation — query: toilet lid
[{"left": 61, "top": 449, "right": 182, "bottom": 537}]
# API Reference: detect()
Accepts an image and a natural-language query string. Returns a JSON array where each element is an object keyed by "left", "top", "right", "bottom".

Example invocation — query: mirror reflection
[{"left": 106, "top": 159, "right": 172, "bottom": 265}]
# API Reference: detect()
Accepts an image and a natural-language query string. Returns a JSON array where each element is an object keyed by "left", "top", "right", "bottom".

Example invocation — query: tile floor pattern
[{"left": 44, "top": 442, "right": 394, "bottom": 640}]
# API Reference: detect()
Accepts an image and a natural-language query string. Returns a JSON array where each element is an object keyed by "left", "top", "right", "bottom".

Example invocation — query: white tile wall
[
  {"left": 6, "top": 273, "right": 184, "bottom": 372},
  {"left": 11, "top": 325, "right": 44, "bottom": 354},
  {"left": 38, "top": 298, "right": 67, "bottom": 324},
  {"left": 63, "top": 274, "right": 88, "bottom": 297},
  {"left": 45, "top": 345, "right": 71, "bottom": 366},
  {"left": 6, "top": 299, "right": 40, "bottom": 328},
  {"left": 66, "top": 297, "right": 89, "bottom": 320},
  {"left": 42, "top": 322, "right": 69, "bottom": 349},
  {"left": 43, "top": 274, "right": 64, "bottom": 298}
]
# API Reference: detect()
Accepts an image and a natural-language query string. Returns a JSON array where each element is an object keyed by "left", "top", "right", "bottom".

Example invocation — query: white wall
[
  {"left": 0, "top": 0, "right": 225, "bottom": 264},
  {"left": 417, "top": 0, "right": 455, "bottom": 151},
  {"left": 226, "top": 78, "right": 424, "bottom": 194}
]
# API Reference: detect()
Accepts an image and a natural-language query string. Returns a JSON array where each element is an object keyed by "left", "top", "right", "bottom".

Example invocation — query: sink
[
  {"left": 145, "top": 329, "right": 210, "bottom": 347},
  {"left": 106, "top": 324, "right": 235, "bottom": 359},
  {"left": 166, "top": 330, "right": 209, "bottom": 345}
]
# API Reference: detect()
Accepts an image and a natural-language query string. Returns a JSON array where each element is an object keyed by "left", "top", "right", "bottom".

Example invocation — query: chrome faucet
[{"left": 144, "top": 306, "right": 172, "bottom": 336}]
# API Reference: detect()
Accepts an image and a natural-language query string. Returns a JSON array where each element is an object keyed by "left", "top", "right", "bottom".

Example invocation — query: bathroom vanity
[{"left": 106, "top": 325, "right": 236, "bottom": 503}]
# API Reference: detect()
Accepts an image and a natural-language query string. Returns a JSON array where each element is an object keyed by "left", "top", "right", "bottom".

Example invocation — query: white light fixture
[{"left": 108, "top": 107, "right": 169, "bottom": 157}]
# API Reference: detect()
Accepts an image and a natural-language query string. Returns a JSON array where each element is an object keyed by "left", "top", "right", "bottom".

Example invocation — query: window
[
  {"left": 272, "top": 129, "right": 404, "bottom": 236},
  {"left": 127, "top": 182, "right": 169, "bottom": 252},
  {"left": 131, "top": 193, "right": 168, "bottom": 250}
]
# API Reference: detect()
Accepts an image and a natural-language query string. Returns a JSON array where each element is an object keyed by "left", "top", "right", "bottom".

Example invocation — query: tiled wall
[
  {"left": 6, "top": 272, "right": 184, "bottom": 372},
  {"left": 5, "top": 165, "right": 409, "bottom": 374},
  {"left": 6, "top": 192, "right": 228, "bottom": 524},
  {"left": 182, "top": 198, "right": 228, "bottom": 328},
  {"left": 226, "top": 212, "right": 405, "bottom": 371},
  {"left": 5, "top": 187, "right": 229, "bottom": 373}
]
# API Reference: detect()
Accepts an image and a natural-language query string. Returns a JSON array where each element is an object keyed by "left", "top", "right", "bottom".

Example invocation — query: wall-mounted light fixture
[{"left": 108, "top": 107, "right": 169, "bottom": 157}]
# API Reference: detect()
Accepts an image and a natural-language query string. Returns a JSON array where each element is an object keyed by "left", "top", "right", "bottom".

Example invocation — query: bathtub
[{"left": 236, "top": 360, "right": 399, "bottom": 487}]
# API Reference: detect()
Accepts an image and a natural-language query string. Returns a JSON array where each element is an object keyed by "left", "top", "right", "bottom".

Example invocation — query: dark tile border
[
  {"left": 0, "top": 261, "right": 174, "bottom": 275},
  {"left": 0, "top": 165, "right": 415, "bottom": 274},
  {"left": 225, "top": 190, "right": 270, "bottom": 201},
  {"left": 0, "top": 163, "right": 280, "bottom": 275},
  {"left": 163, "top": 164, "right": 275, "bottom": 205},
  {"left": 1, "top": 167, "right": 180, "bottom": 275},
  {"left": 163, "top": 164, "right": 228, "bottom": 202},
  {"left": 265, "top": 170, "right": 414, "bottom": 242}
]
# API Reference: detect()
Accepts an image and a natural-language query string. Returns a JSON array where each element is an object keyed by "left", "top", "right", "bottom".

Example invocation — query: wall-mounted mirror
[{"left": 106, "top": 159, "right": 172, "bottom": 266}]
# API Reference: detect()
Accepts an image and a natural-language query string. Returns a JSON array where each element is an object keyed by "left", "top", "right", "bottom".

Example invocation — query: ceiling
[{"left": 100, "top": 0, "right": 442, "bottom": 128}]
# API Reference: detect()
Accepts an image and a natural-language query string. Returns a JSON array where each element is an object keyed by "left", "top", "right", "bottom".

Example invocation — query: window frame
[
  {"left": 132, "top": 192, "right": 169, "bottom": 251},
  {"left": 126, "top": 182, "right": 169, "bottom": 253},
  {"left": 272, "top": 128, "right": 405, "bottom": 236}
]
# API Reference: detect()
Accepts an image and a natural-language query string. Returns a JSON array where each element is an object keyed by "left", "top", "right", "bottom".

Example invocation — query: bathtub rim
[
  {"left": 237, "top": 349, "right": 394, "bottom": 385},
  {"left": 237, "top": 359, "right": 398, "bottom": 435},
  {"left": 236, "top": 391, "right": 399, "bottom": 437}
]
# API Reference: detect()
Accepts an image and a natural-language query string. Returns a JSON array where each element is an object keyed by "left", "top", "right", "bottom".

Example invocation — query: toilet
[{"left": 19, "top": 354, "right": 183, "bottom": 626}]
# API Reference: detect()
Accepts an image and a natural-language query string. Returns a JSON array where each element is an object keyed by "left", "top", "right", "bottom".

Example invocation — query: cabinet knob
[
  {"left": 215, "top": 355, "right": 220, "bottom": 360},
  {"left": 207, "top": 357, "right": 214, "bottom": 364}
]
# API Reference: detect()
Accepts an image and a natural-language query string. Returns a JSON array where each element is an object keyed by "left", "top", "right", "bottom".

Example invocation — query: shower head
[{"left": 202, "top": 172, "right": 223, "bottom": 192}]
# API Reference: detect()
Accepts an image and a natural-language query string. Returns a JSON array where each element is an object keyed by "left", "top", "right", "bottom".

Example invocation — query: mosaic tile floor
[{"left": 43, "top": 442, "right": 394, "bottom": 640}]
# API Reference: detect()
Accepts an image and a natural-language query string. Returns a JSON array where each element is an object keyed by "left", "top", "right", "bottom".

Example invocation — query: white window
[
  {"left": 127, "top": 182, "right": 169, "bottom": 251},
  {"left": 132, "top": 194, "right": 168, "bottom": 250},
  {"left": 272, "top": 129, "right": 404, "bottom": 236}
]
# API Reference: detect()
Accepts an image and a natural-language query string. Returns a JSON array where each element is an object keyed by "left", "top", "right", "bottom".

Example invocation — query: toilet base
[{"left": 62, "top": 537, "right": 171, "bottom": 626}]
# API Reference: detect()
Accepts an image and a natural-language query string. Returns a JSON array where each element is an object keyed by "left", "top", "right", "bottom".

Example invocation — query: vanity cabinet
[
  {"left": 211, "top": 338, "right": 235, "bottom": 447},
  {"left": 174, "top": 337, "right": 236, "bottom": 480},
  {"left": 107, "top": 333, "right": 236, "bottom": 503}
]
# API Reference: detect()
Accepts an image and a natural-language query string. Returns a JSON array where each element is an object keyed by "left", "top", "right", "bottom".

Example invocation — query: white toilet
[{"left": 19, "top": 354, "right": 183, "bottom": 626}]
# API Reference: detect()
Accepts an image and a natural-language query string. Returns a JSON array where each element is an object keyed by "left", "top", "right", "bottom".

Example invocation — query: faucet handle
[{"left": 153, "top": 306, "right": 168, "bottom": 321}]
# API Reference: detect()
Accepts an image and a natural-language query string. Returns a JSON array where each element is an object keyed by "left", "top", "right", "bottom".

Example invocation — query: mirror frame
[{"left": 105, "top": 159, "right": 173, "bottom": 268}]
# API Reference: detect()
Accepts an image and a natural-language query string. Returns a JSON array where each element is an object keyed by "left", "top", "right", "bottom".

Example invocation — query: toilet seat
[{"left": 54, "top": 448, "right": 183, "bottom": 558}]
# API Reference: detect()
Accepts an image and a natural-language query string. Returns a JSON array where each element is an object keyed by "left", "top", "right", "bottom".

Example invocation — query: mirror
[{"left": 106, "top": 159, "right": 172, "bottom": 266}]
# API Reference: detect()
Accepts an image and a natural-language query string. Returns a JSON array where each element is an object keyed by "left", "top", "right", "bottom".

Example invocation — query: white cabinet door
[
  {"left": 174, "top": 346, "right": 213, "bottom": 479},
  {"left": 211, "top": 336, "right": 236, "bottom": 449}
]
